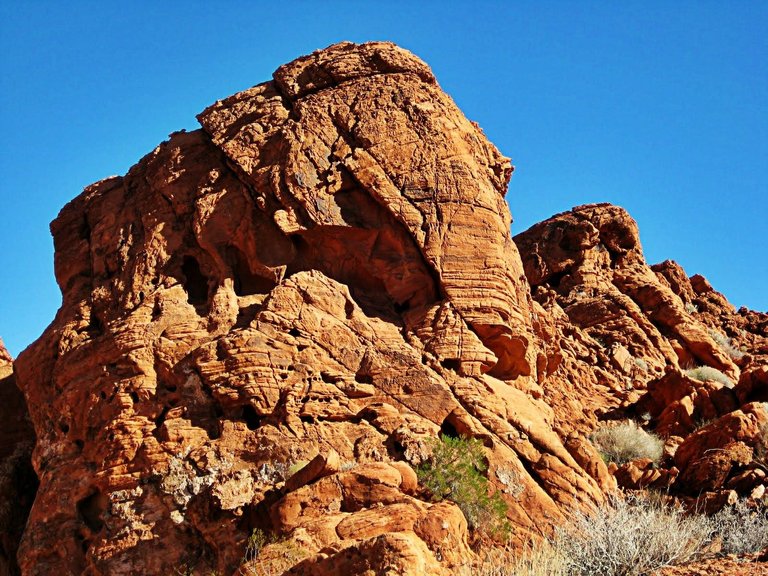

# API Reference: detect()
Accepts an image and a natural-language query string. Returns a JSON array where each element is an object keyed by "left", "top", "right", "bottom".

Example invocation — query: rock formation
[
  {"left": 515, "top": 203, "right": 768, "bottom": 509},
  {"left": 12, "top": 42, "right": 607, "bottom": 575},
  {"left": 8, "top": 42, "right": 767, "bottom": 575}
]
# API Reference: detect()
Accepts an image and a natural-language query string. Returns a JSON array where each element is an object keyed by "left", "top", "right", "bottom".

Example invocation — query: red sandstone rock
[
  {"left": 9, "top": 41, "right": 768, "bottom": 575},
  {"left": 515, "top": 204, "right": 768, "bottom": 506},
  {"left": 12, "top": 42, "right": 605, "bottom": 575}
]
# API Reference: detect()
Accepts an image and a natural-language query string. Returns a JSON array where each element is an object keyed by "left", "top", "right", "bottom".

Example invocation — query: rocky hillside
[{"left": 1, "top": 42, "right": 766, "bottom": 575}]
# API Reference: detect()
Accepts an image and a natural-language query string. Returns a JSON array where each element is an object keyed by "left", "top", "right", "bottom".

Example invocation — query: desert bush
[
  {"left": 417, "top": 434, "right": 509, "bottom": 540},
  {"left": 710, "top": 499, "right": 768, "bottom": 556},
  {"left": 684, "top": 302, "right": 698, "bottom": 314},
  {"left": 707, "top": 328, "right": 745, "bottom": 360},
  {"left": 589, "top": 421, "right": 664, "bottom": 465},
  {"left": 554, "top": 494, "right": 712, "bottom": 576},
  {"left": 240, "top": 528, "right": 307, "bottom": 576},
  {"left": 684, "top": 366, "right": 734, "bottom": 388}
]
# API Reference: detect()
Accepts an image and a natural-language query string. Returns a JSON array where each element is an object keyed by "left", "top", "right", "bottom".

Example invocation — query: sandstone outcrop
[
  {"left": 9, "top": 41, "right": 768, "bottom": 575},
  {"left": 13, "top": 42, "right": 607, "bottom": 575},
  {"left": 515, "top": 203, "right": 768, "bottom": 510}
]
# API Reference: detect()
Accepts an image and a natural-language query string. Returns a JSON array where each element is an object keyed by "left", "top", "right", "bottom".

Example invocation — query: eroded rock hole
[
  {"left": 227, "top": 245, "right": 276, "bottom": 296},
  {"left": 440, "top": 358, "right": 461, "bottom": 372},
  {"left": 394, "top": 299, "right": 410, "bottom": 314},
  {"left": 181, "top": 256, "right": 209, "bottom": 305},
  {"left": 77, "top": 490, "right": 106, "bottom": 532},
  {"left": 87, "top": 314, "right": 102, "bottom": 335},
  {"left": 79, "top": 216, "right": 91, "bottom": 240},
  {"left": 242, "top": 405, "right": 262, "bottom": 430},
  {"left": 355, "top": 372, "right": 374, "bottom": 385},
  {"left": 321, "top": 372, "right": 341, "bottom": 384},
  {"left": 440, "top": 418, "right": 459, "bottom": 439}
]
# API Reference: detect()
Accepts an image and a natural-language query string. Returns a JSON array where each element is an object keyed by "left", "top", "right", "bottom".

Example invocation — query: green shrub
[
  {"left": 589, "top": 421, "right": 664, "bottom": 465},
  {"left": 417, "top": 434, "right": 509, "bottom": 540}
]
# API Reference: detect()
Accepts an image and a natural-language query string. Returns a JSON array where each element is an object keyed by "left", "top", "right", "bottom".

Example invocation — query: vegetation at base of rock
[
  {"left": 555, "top": 495, "right": 712, "bottom": 576},
  {"left": 239, "top": 528, "right": 308, "bottom": 576},
  {"left": 589, "top": 421, "right": 664, "bottom": 465},
  {"left": 683, "top": 365, "right": 734, "bottom": 387},
  {"left": 460, "top": 541, "right": 566, "bottom": 576},
  {"left": 465, "top": 494, "right": 717, "bottom": 576},
  {"left": 710, "top": 499, "right": 768, "bottom": 556},
  {"left": 417, "top": 434, "right": 510, "bottom": 540}
]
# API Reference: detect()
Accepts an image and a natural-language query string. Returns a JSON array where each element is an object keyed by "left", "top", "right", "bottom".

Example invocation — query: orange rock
[
  {"left": 10, "top": 41, "right": 768, "bottom": 574},
  {"left": 12, "top": 42, "right": 604, "bottom": 574}
]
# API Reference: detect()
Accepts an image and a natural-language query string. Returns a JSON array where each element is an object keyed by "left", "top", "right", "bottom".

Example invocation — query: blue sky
[{"left": 1, "top": 2, "right": 766, "bottom": 357}]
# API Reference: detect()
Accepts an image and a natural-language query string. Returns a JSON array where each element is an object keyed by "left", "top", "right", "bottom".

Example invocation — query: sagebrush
[
  {"left": 710, "top": 499, "right": 768, "bottom": 556},
  {"left": 589, "top": 421, "right": 664, "bottom": 465}
]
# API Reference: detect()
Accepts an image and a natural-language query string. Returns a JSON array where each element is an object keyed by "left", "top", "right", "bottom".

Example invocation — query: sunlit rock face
[
  {"left": 13, "top": 42, "right": 609, "bottom": 575},
  {"left": 11, "top": 39, "right": 768, "bottom": 576}
]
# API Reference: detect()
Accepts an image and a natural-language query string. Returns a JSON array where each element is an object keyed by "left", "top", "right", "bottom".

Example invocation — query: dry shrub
[
  {"left": 684, "top": 366, "right": 734, "bottom": 388},
  {"left": 240, "top": 529, "right": 307, "bottom": 576},
  {"left": 707, "top": 328, "right": 745, "bottom": 360},
  {"left": 710, "top": 499, "right": 768, "bottom": 556},
  {"left": 554, "top": 494, "right": 712, "bottom": 576},
  {"left": 463, "top": 541, "right": 566, "bottom": 575},
  {"left": 590, "top": 421, "right": 664, "bottom": 465}
]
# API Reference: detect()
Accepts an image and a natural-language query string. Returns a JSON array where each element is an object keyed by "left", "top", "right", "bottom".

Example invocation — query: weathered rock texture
[
  {"left": 515, "top": 203, "right": 768, "bottom": 510},
  {"left": 13, "top": 42, "right": 607, "bottom": 575},
  {"left": 11, "top": 42, "right": 768, "bottom": 575},
  {"left": 0, "top": 338, "right": 36, "bottom": 576}
]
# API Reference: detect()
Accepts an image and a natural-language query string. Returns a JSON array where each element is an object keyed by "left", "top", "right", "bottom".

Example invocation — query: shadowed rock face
[
  {"left": 0, "top": 339, "right": 37, "bottom": 576},
  {"left": 13, "top": 42, "right": 607, "bottom": 575}
]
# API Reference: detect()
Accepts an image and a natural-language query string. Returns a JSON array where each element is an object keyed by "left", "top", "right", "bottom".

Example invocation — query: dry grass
[
  {"left": 684, "top": 366, "right": 734, "bottom": 388},
  {"left": 239, "top": 529, "right": 308, "bottom": 576},
  {"left": 707, "top": 328, "right": 745, "bottom": 360},
  {"left": 461, "top": 541, "right": 566, "bottom": 575},
  {"left": 590, "top": 421, "right": 664, "bottom": 465}
]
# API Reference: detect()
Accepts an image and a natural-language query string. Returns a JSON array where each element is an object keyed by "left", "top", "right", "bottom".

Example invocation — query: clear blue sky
[{"left": 1, "top": 2, "right": 766, "bottom": 357}]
